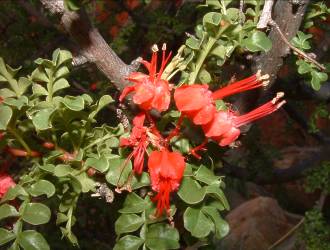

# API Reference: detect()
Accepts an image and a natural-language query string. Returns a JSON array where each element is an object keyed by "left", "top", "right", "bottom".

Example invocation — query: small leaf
[
  {"left": 1, "top": 185, "right": 28, "bottom": 202},
  {"left": 28, "top": 180, "right": 56, "bottom": 198},
  {"left": 18, "top": 230, "right": 50, "bottom": 250},
  {"left": 54, "top": 164, "right": 73, "bottom": 177},
  {"left": 203, "top": 12, "right": 222, "bottom": 26},
  {"left": 178, "top": 177, "right": 206, "bottom": 204},
  {"left": 205, "top": 185, "right": 230, "bottom": 210},
  {"left": 105, "top": 157, "right": 132, "bottom": 187},
  {"left": 186, "top": 37, "right": 202, "bottom": 50},
  {"left": 145, "top": 223, "right": 180, "bottom": 250},
  {"left": 85, "top": 156, "right": 109, "bottom": 173},
  {"left": 242, "top": 31, "right": 272, "bottom": 52},
  {"left": 198, "top": 69, "right": 212, "bottom": 83},
  {"left": 53, "top": 49, "right": 72, "bottom": 67},
  {"left": 0, "top": 105, "right": 12, "bottom": 130},
  {"left": 195, "top": 165, "right": 221, "bottom": 186},
  {"left": 115, "top": 214, "right": 144, "bottom": 235},
  {"left": 53, "top": 78, "right": 70, "bottom": 94},
  {"left": 32, "top": 84, "right": 48, "bottom": 96},
  {"left": 311, "top": 70, "right": 328, "bottom": 91},
  {"left": 119, "top": 193, "right": 148, "bottom": 214},
  {"left": 114, "top": 235, "right": 144, "bottom": 250},
  {"left": 21, "top": 203, "right": 51, "bottom": 225},
  {"left": 183, "top": 207, "right": 213, "bottom": 238},
  {"left": 0, "top": 204, "right": 19, "bottom": 220},
  {"left": 202, "top": 206, "right": 229, "bottom": 239},
  {"left": 89, "top": 95, "right": 114, "bottom": 120},
  {"left": 62, "top": 96, "right": 85, "bottom": 111},
  {"left": 31, "top": 67, "right": 49, "bottom": 83},
  {"left": 296, "top": 59, "right": 314, "bottom": 74},
  {"left": 31, "top": 108, "right": 55, "bottom": 130},
  {"left": 0, "top": 228, "right": 16, "bottom": 246}
]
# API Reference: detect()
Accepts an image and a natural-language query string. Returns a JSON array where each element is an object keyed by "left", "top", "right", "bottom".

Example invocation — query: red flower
[
  {"left": 174, "top": 71, "right": 269, "bottom": 125},
  {"left": 0, "top": 163, "right": 15, "bottom": 198},
  {"left": 174, "top": 84, "right": 215, "bottom": 125},
  {"left": 148, "top": 149, "right": 185, "bottom": 217},
  {"left": 202, "top": 92, "right": 286, "bottom": 146},
  {"left": 120, "top": 44, "right": 172, "bottom": 112},
  {"left": 120, "top": 113, "right": 149, "bottom": 174}
]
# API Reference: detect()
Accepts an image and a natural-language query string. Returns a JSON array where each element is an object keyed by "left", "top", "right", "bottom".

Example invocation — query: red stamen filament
[
  {"left": 212, "top": 72, "right": 269, "bottom": 100},
  {"left": 152, "top": 179, "right": 171, "bottom": 217},
  {"left": 234, "top": 93, "right": 286, "bottom": 127}
]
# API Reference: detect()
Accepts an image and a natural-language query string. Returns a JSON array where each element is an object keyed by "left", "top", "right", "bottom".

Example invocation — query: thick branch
[
  {"left": 254, "top": 0, "right": 310, "bottom": 87},
  {"left": 39, "top": 0, "right": 135, "bottom": 91},
  {"left": 257, "top": 0, "right": 274, "bottom": 29}
]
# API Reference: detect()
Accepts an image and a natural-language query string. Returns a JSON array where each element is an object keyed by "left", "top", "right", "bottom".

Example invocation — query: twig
[
  {"left": 269, "top": 19, "right": 326, "bottom": 71},
  {"left": 268, "top": 218, "right": 305, "bottom": 250},
  {"left": 257, "top": 0, "right": 274, "bottom": 29},
  {"left": 72, "top": 54, "right": 89, "bottom": 67}
]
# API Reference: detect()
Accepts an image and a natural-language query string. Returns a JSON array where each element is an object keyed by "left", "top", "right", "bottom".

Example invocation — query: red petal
[
  {"left": 174, "top": 85, "right": 212, "bottom": 111},
  {"left": 126, "top": 72, "right": 148, "bottom": 84},
  {"left": 218, "top": 127, "right": 240, "bottom": 146},
  {"left": 133, "top": 82, "right": 154, "bottom": 106},
  {"left": 190, "top": 104, "right": 216, "bottom": 125},
  {"left": 119, "top": 86, "right": 135, "bottom": 102},
  {"left": 202, "top": 111, "right": 233, "bottom": 137},
  {"left": 151, "top": 80, "right": 171, "bottom": 112}
]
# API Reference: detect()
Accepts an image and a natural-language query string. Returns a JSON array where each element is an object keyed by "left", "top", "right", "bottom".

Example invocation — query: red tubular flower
[
  {"left": 174, "top": 71, "right": 269, "bottom": 125},
  {"left": 174, "top": 84, "right": 215, "bottom": 125},
  {"left": 148, "top": 149, "right": 185, "bottom": 217},
  {"left": 0, "top": 163, "right": 15, "bottom": 198},
  {"left": 120, "top": 113, "right": 149, "bottom": 174},
  {"left": 202, "top": 92, "right": 286, "bottom": 146},
  {"left": 119, "top": 44, "right": 172, "bottom": 112}
]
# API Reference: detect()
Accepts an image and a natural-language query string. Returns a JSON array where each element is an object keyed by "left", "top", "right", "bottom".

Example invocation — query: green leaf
[
  {"left": 202, "top": 206, "right": 229, "bottom": 239},
  {"left": 203, "top": 12, "right": 222, "bottom": 26},
  {"left": 205, "top": 185, "right": 230, "bottom": 210},
  {"left": 63, "top": 0, "right": 81, "bottom": 11},
  {"left": 105, "top": 157, "right": 132, "bottom": 187},
  {"left": 297, "top": 59, "right": 314, "bottom": 74},
  {"left": 198, "top": 69, "right": 211, "bottom": 83},
  {"left": 114, "top": 235, "right": 144, "bottom": 250},
  {"left": 131, "top": 171, "right": 151, "bottom": 190},
  {"left": 195, "top": 165, "right": 220, "bottom": 186},
  {"left": 0, "top": 204, "right": 19, "bottom": 220},
  {"left": 28, "top": 180, "right": 56, "bottom": 198},
  {"left": 0, "top": 228, "right": 16, "bottom": 246},
  {"left": 211, "top": 45, "right": 226, "bottom": 59},
  {"left": 115, "top": 214, "right": 144, "bottom": 235},
  {"left": 242, "top": 31, "right": 272, "bottom": 52},
  {"left": 0, "top": 105, "right": 12, "bottom": 130},
  {"left": 183, "top": 207, "right": 213, "bottom": 238},
  {"left": 56, "top": 213, "right": 68, "bottom": 225},
  {"left": 54, "top": 66, "right": 70, "bottom": 79},
  {"left": 89, "top": 95, "right": 114, "bottom": 120},
  {"left": 38, "top": 163, "right": 55, "bottom": 173},
  {"left": 21, "top": 203, "right": 51, "bottom": 225},
  {"left": 18, "top": 230, "right": 50, "bottom": 250},
  {"left": 31, "top": 108, "right": 55, "bottom": 130},
  {"left": 1, "top": 185, "right": 28, "bottom": 202},
  {"left": 85, "top": 156, "right": 109, "bottom": 173},
  {"left": 311, "top": 71, "right": 328, "bottom": 90},
  {"left": 52, "top": 49, "right": 72, "bottom": 67},
  {"left": 145, "top": 223, "right": 180, "bottom": 250},
  {"left": 62, "top": 96, "right": 85, "bottom": 111},
  {"left": 119, "top": 193, "right": 148, "bottom": 214},
  {"left": 205, "top": 0, "right": 221, "bottom": 9},
  {"left": 4, "top": 96, "right": 28, "bottom": 110},
  {"left": 53, "top": 78, "right": 70, "bottom": 94},
  {"left": 54, "top": 164, "right": 73, "bottom": 177},
  {"left": 31, "top": 67, "right": 49, "bottom": 83},
  {"left": 17, "top": 77, "right": 32, "bottom": 95},
  {"left": 186, "top": 37, "right": 202, "bottom": 50},
  {"left": 75, "top": 172, "right": 96, "bottom": 193},
  {"left": 32, "top": 84, "right": 48, "bottom": 96},
  {"left": 178, "top": 177, "right": 206, "bottom": 204},
  {"left": 291, "top": 31, "right": 312, "bottom": 50}
]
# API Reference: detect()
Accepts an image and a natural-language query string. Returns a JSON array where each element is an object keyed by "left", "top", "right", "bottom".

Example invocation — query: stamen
[
  {"left": 162, "top": 43, "right": 167, "bottom": 51},
  {"left": 152, "top": 44, "right": 159, "bottom": 52}
]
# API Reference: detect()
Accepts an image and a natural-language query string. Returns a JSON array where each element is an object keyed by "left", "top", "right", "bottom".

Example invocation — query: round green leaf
[
  {"left": 18, "top": 230, "right": 50, "bottom": 250},
  {"left": 85, "top": 156, "right": 109, "bottom": 173},
  {"left": 106, "top": 157, "right": 132, "bottom": 187},
  {"left": 114, "top": 235, "right": 144, "bottom": 250},
  {"left": 183, "top": 207, "right": 213, "bottom": 238},
  {"left": 53, "top": 78, "right": 70, "bottom": 94},
  {"left": 195, "top": 165, "right": 220, "bottom": 186},
  {"left": 177, "top": 177, "right": 206, "bottom": 204},
  {"left": 54, "top": 164, "right": 72, "bottom": 177},
  {"left": 28, "top": 180, "right": 56, "bottom": 198},
  {"left": 1, "top": 185, "right": 28, "bottom": 202},
  {"left": 205, "top": 185, "right": 230, "bottom": 210},
  {"left": 202, "top": 206, "right": 229, "bottom": 239},
  {"left": 0, "top": 228, "right": 16, "bottom": 246},
  {"left": 21, "top": 203, "right": 51, "bottom": 225},
  {"left": 0, "top": 204, "right": 19, "bottom": 220},
  {"left": 62, "top": 96, "right": 84, "bottom": 111},
  {"left": 0, "top": 105, "right": 12, "bottom": 130},
  {"left": 119, "top": 193, "right": 147, "bottom": 214},
  {"left": 131, "top": 172, "right": 150, "bottom": 190},
  {"left": 242, "top": 31, "right": 272, "bottom": 52},
  {"left": 115, "top": 214, "right": 144, "bottom": 235},
  {"left": 145, "top": 223, "right": 180, "bottom": 250},
  {"left": 32, "top": 108, "right": 55, "bottom": 130}
]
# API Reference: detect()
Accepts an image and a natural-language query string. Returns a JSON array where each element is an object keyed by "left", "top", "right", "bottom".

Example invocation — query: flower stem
[
  {"left": 188, "top": 24, "right": 229, "bottom": 84},
  {"left": 8, "top": 126, "right": 32, "bottom": 155}
]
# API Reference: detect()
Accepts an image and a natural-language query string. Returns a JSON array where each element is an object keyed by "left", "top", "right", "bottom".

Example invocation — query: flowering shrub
[{"left": 1, "top": 0, "right": 328, "bottom": 249}]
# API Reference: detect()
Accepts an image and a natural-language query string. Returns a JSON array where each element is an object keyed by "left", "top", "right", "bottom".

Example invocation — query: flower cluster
[{"left": 119, "top": 45, "right": 285, "bottom": 217}]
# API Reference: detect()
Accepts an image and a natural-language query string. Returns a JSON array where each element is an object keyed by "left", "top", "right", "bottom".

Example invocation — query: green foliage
[
  {"left": 304, "top": 1, "right": 330, "bottom": 29},
  {"left": 299, "top": 208, "right": 330, "bottom": 250},
  {"left": 305, "top": 161, "right": 330, "bottom": 193},
  {"left": 308, "top": 103, "right": 329, "bottom": 133}
]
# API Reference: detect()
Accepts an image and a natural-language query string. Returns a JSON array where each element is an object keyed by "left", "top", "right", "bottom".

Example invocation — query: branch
[
  {"left": 254, "top": 0, "right": 310, "bottom": 87},
  {"left": 39, "top": 0, "right": 136, "bottom": 91},
  {"left": 257, "top": 0, "right": 274, "bottom": 29},
  {"left": 269, "top": 19, "right": 325, "bottom": 71}
]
